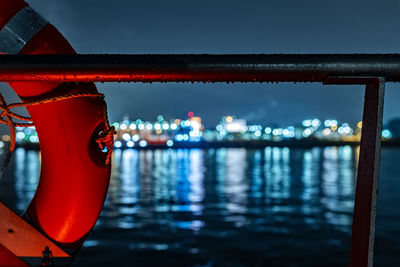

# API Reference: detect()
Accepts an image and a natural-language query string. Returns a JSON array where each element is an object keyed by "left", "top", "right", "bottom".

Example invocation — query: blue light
[
  {"left": 324, "top": 120, "right": 332, "bottom": 127},
  {"left": 175, "top": 134, "right": 183, "bottom": 141},
  {"left": 24, "top": 128, "right": 33, "bottom": 135},
  {"left": 382, "top": 129, "right": 392, "bottom": 139},
  {"left": 112, "top": 122, "right": 120, "bottom": 129},
  {"left": 114, "top": 141, "right": 122, "bottom": 148},
  {"left": 29, "top": 136, "right": 39, "bottom": 143},
  {"left": 248, "top": 125, "right": 257, "bottom": 132},
  {"left": 166, "top": 140, "right": 174, "bottom": 147}
]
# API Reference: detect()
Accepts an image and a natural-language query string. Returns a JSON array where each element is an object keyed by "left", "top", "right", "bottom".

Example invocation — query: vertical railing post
[{"left": 349, "top": 78, "right": 385, "bottom": 267}]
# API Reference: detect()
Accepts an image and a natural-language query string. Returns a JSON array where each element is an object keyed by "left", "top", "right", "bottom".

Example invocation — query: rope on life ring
[{"left": 0, "top": 89, "right": 116, "bottom": 172}]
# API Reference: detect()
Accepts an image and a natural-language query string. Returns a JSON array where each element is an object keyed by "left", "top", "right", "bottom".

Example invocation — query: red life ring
[{"left": 0, "top": 0, "right": 113, "bottom": 260}]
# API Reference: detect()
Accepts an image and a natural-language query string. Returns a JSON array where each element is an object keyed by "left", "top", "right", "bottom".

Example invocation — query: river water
[{"left": 0, "top": 147, "right": 399, "bottom": 266}]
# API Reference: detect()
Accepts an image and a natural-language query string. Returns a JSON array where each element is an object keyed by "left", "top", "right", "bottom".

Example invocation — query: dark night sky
[{"left": 2, "top": 0, "right": 400, "bottom": 128}]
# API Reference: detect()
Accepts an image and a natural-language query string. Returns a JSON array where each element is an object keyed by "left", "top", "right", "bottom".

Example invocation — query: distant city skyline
[{"left": 10, "top": 112, "right": 397, "bottom": 150}]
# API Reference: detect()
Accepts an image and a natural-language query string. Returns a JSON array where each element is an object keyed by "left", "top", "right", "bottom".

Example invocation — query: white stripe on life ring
[{"left": 0, "top": 6, "right": 48, "bottom": 54}]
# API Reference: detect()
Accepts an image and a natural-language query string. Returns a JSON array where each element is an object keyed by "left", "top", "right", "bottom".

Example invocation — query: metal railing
[
  {"left": 0, "top": 54, "right": 399, "bottom": 83},
  {"left": 0, "top": 53, "right": 392, "bottom": 267}
]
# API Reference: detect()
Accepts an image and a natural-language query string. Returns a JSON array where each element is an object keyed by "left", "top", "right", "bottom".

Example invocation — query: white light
[
  {"left": 283, "top": 129, "right": 295, "bottom": 138},
  {"left": 29, "top": 136, "right": 39, "bottom": 143},
  {"left": 129, "top": 123, "right": 137, "bottom": 130},
  {"left": 190, "top": 130, "right": 202, "bottom": 138},
  {"left": 139, "top": 140, "right": 147, "bottom": 147},
  {"left": 183, "top": 134, "right": 189, "bottom": 141},
  {"left": 282, "top": 129, "right": 289, "bottom": 136},
  {"left": 184, "top": 120, "right": 191, "bottom": 127},
  {"left": 146, "top": 124, "right": 153, "bottom": 130},
  {"left": 138, "top": 123, "right": 145, "bottom": 130},
  {"left": 114, "top": 141, "right": 122, "bottom": 148},
  {"left": 225, "top": 122, "right": 244, "bottom": 133},
  {"left": 16, "top": 132, "right": 25, "bottom": 141},
  {"left": 120, "top": 124, "right": 127, "bottom": 130},
  {"left": 322, "top": 128, "right": 331, "bottom": 136},
  {"left": 343, "top": 126, "right": 351, "bottom": 134},
  {"left": 170, "top": 123, "right": 177, "bottom": 130},
  {"left": 324, "top": 120, "right": 332, "bottom": 127},
  {"left": 331, "top": 120, "right": 338, "bottom": 127},
  {"left": 312, "top": 119, "right": 321, "bottom": 127},
  {"left": 154, "top": 123, "right": 161, "bottom": 130},
  {"left": 122, "top": 133, "right": 131, "bottom": 141},
  {"left": 302, "top": 119, "right": 312, "bottom": 127},
  {"left": 127, "top": 141, "right": 134, "bottom": 147},
  {"left": 162, "top": 123, "right": 169, "bottom": 130},
  {"left": 303, "top": 128, "right": 312, "bottom": 137},
  {"left": 265, "top": 127, "right": 272, "bottom": 134},
  {"left": 272, "top": 129, "right": 280, "bottom": 136},
  {"left": 166, "top": 140, "right": 174, "bottom": 147},
  {"left": 0, "top": 141, "right": 4, "bottom": 148},
  {"left": 254, "top": 130, "right": 262, "bottom": 137},
  {"left": 176, "top": 134, "right": 183, "bottom": 141},
  {"left": 190, "top": 120, "right": 200, "bottom": 129},
  {"left": 132, "top": 134, "right": 140, "bottom": 142}
]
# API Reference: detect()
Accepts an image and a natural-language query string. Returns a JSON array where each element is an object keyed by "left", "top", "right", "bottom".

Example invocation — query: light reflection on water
[
  {"left": 2, "top": 146, "right": 400, "bottom": 266},
  {"left": 14, "top": 148, "right": 40, "bottom": 211}
]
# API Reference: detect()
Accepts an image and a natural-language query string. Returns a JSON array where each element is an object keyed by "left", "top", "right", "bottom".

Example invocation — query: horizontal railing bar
[{"left": 0, "top": 54, "right": 400, "bottom": 82}]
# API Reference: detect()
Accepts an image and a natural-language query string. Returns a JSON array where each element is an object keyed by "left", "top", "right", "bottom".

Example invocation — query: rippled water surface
[{"left": 1, "top": 147, "right": 400, "bottom": 266}]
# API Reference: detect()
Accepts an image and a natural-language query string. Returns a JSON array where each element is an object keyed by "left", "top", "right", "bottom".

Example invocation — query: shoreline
[{"left": 12, "top": 139, "right": 400, "bottom": 150}]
